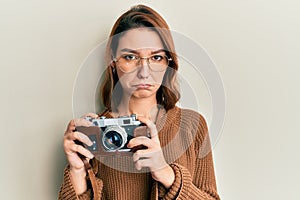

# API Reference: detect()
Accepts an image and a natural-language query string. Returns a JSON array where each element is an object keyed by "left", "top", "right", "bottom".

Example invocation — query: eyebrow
[{"left": 120, "top": 48, "right": 166, "bottom": 54}]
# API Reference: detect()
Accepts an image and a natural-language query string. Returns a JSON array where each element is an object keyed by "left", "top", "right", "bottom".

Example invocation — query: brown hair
[{"left": 101, "top": 4, "right": 180, "bottom": 111}]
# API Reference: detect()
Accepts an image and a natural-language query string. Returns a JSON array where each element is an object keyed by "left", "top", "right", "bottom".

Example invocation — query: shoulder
[
  {"left": 172, "top": 106, "right": 209, "bottom": 140},
  {"left": 165, "top": 107, "right": 210, "bottom": 154},
  {"left": 167, "top": 106, "right": 208, "bottom": 129}
]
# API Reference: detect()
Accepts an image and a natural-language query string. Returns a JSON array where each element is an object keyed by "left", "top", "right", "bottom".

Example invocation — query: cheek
[
  {"left": 116, "top": 72, "right": 134, "bottom": 88},
  {"left": 153, "top": 71, "right": 166, "bottom": 84}
]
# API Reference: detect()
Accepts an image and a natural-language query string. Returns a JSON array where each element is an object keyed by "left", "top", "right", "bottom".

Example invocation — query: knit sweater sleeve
[
  {"left": 58, "top": 165, "right": 103, "bottom": 200},
  {"left": 159, "top": 156, "right": 220, "bottom": 200},
  {"left": 158, "top": 113, "right": 220, "bottom": 200}
]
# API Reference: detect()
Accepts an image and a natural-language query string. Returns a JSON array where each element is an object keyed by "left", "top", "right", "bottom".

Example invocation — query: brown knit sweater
[{"left": 59, "top": 106, "right": 220, "bottom": 200}]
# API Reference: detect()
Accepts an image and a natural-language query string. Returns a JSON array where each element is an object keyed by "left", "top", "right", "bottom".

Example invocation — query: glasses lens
[
  {"left": 117, "top": 54, "right": 138, "bottom": 72},
  {"left": 149, "top": 55, "right": 169, "bottom": 71}
]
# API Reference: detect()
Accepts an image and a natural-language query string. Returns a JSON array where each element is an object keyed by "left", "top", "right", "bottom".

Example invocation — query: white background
[{"left": 1, "top": 0, "right": 299, "bottom": 199}]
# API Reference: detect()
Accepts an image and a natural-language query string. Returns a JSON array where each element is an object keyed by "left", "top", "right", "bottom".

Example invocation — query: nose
[{"left": 137, "top": 58, "right": 150, "bottom": 78}]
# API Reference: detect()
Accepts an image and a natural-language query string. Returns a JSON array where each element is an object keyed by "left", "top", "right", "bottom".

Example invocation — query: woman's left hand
[{"left": 127, "top": 116, "right": 175, "bottom": 189}]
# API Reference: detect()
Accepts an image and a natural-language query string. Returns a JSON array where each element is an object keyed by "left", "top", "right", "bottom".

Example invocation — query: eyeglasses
[{"left": 113, "top": 54, "right": 172, "bottom": 73}]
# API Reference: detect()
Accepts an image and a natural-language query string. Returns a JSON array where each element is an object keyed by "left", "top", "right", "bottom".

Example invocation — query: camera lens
[
  {"left": 103, "top": 131, "right": 122, "bottom": 150},
  {"left": 102, "top": 126, "right": 127, "bottom": 151}
]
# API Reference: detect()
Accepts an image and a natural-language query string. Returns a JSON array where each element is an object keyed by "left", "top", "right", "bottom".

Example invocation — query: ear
[{"left": 109, "top": 57, "right": 116, "bottom": 68}]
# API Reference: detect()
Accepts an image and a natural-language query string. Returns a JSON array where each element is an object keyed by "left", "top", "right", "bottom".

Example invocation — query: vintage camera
[{"left": 76, "top": 114, "right": 149, "bottom": 155}]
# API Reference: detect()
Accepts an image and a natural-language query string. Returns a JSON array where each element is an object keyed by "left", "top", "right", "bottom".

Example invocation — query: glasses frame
[{"left": 113, "top": 54, "right": 172, "bottom": 73}]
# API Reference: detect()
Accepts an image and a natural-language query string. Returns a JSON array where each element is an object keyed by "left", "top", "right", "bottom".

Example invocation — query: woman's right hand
[
  {"left": 63, "top": 113, "right": 97, "bottom": 172},
  {"left": 63, "top": 113, "right": 98, "bottom": 194}
]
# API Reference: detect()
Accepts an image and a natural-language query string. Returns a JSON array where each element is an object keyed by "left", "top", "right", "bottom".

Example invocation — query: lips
[{"left": 133, "top": 83, "right": 153, "bottom": 89}]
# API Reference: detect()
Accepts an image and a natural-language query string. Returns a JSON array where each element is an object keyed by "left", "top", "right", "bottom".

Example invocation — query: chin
[
  {"left": 132, "top": 91, "right": 154, "bottom": 99},
  {"left": 130, "top": 88, "right": 157, "bottom": 99}
]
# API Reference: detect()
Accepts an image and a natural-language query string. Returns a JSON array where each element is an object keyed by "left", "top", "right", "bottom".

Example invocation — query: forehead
[{"left": 116, "top": 28, "right": 164, "bottom": 52}]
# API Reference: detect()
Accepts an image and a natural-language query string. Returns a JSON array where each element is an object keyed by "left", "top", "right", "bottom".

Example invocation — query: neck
[{"left": 117, "top": 95, "right": 159, "bottom": 121}]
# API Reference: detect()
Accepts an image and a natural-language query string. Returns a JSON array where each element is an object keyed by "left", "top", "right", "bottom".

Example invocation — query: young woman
[{"left": 59, "top": 5, "right": 220, "bottom": 200}]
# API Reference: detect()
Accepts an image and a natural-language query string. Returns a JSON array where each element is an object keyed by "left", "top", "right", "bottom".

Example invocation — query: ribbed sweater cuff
[
  {"left": 80, "top": 172, "right": 103, "bottom": 200},
  {"left": 172, "top": 163, "right": 192, "bottom": 199},
  {"left": 168, "top": 163, "right": 219, "bottom": 200},
  {"left": 59, "top": 166, "right": 103, "bottom": 200},
  {"left": 58, "top": 166, "right": 79, "bottom": 200},
  {"left": 158, "top": 163, "right": 182, "bottom": 200},
  {"left": 77, "top": 190, "right": 92, "bottom": 200}
]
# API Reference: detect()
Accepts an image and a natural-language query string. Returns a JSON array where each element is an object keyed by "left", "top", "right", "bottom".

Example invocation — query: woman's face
[{"left": 114, "top": 28, "right": 167, "bottom": 100}]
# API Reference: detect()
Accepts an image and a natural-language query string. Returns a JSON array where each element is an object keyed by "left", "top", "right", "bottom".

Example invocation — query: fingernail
[
  {"left": 89, "top": 153, "right": 94, "bottom": 159},
  {"left": 88, "top": 142, "right": 93, "bottom": 146}
]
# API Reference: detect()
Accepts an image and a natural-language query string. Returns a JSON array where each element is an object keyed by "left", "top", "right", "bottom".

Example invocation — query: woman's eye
[
  {"left": 123, "top": 55, "right": 137, "bottom": 61},
  {"left": 151, "top": 55, "right": 163, "bottom": 61}
]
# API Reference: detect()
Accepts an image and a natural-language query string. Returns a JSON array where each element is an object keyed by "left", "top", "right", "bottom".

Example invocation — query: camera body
[{"left": 76, "top": 114, "right": 148, "bottom": 156}]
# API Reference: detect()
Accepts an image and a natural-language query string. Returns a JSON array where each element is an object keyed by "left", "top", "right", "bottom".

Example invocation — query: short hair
[{"left": 101, "top": 4, "right": 180, "bottom": 111}]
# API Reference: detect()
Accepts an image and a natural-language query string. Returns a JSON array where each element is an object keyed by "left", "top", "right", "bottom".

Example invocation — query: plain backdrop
[{"left": 1, "top": 0, "right": 299, "bottom": 199}]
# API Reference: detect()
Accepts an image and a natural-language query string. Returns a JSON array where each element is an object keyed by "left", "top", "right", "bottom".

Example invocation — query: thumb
[{"left": 138, "top": 116, "right": 160, "bottom": 143}]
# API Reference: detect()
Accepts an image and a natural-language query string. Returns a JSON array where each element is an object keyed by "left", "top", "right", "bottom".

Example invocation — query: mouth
[{"left": 132, "top": 83, "right": 153, "bottom": 89}]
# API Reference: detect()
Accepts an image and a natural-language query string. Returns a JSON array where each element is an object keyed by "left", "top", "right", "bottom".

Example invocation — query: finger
[
  {"left": 134, "top": 155, "right": 167, "bottom": 172},
  {"left": 66, "top": 119, "right": 77, "bottom": 133},
  {"left": 127, "top": 136, "right": 152, "bottom": 148},
  {"left": 68, "top": 143, "right": 94, "bottom": 159},
  {"left": 133, "top": 150, "right": 155, "bottom": 162},
  {"left": 81, "top": 112, "right": 99, "bottom": 119},
  {"left": 137, "top": 116, "right": 159, "bottom": 143},
  {"left": 66, "top": 131, "right": 93, "bottom": 146},
  {"left": 73, "top": 118, "right": 93, "bottom": 127},
  {"left": 133, "top": 148, "right": 163, "bottom": 162},
  {"left": 135, "top": 158, "right": 151, "bottom": 171}
]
